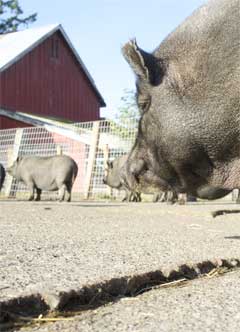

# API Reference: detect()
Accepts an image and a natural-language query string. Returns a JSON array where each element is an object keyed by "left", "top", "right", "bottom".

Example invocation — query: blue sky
[{"left": 20, "top": 0, "right": 205, "bottom": 118}]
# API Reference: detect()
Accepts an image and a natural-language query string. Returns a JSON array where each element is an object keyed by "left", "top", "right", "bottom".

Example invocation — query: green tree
[
  {"left": 116, "top": 88, "right": 139, "bottom": 122},
  {"left": 109, "top": 89, "right": 139, "bottom": 141},
  {"left": 0, "top": 0, "right": 37, "bottom": 34}
]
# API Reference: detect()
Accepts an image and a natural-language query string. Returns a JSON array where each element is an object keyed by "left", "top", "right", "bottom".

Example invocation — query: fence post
[
  {"left": 103, "top": 144, "right": 109, "bottom": 169},
  {"left": 57, "top": 145, "right": 63, "bottom": 155},
  {"left": 84, "top": 121, "right": 100, "bottom": 199},
  {"left": 103, "top": 144, "right": 112, "bottom": 197},
  {"left": 5, "top": 128, "right": 23, "bottom": 197}
]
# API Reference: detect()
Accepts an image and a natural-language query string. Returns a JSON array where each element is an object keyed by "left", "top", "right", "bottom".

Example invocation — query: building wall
[
  {"left": 0, "top": 117, "right": 32, "bottom": 129},
  {"left": 0, "top": 31, "right": 102, "bottom": 129}
]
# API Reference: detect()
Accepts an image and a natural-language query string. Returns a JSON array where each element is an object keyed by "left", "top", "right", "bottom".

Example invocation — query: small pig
[
  {"left": 7, "top": 155, "right": 78, "bottom": 202},
  {"left": 103, "top": 155, "right": 141, "bottom": 202},
  {"left": 103, "top": 154, "right": 176, "bottom": 203}
]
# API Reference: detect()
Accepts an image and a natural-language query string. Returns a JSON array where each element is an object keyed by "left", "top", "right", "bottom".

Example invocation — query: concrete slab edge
[{"left": 0, "top": 257, "right": 239, "bottom": 328}]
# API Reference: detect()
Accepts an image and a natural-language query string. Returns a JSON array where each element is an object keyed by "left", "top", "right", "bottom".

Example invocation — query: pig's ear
[{"left": 122, "top": 39, "right": 164, "bottom": 85}]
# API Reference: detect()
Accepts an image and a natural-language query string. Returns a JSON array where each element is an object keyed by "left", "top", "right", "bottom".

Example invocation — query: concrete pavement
[
  {"left": 0, "top": 201, "right": 239, "bottom": 331},
  {"left": 17, "top": 270, "right": 240, "bottom": 332}
]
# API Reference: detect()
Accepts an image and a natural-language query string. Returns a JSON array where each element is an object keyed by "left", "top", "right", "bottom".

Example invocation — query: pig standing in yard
[
  {"left": 122, "top": 0, "right": 239, "bottom": 200},
  {"left": 103, "top": 154, "right": 177, "bottom": 203},
  {"left": 103, "top": 154, "right": 141, "bottom": 202},
  {"left": 0, "top": 163, "right": 6, "bottom": 192},
  {"left": 7, "top": 155, "right": 78, "bottom": 202}
]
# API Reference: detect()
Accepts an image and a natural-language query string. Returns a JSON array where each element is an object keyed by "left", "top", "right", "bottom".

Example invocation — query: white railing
[{"left": 0, "top": 118, "right": 137, "bottom": 200}]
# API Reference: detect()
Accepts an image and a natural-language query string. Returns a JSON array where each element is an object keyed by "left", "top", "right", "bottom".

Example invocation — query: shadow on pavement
[{"left": 224, "top": 236, "right": 240, "bottom": 240}]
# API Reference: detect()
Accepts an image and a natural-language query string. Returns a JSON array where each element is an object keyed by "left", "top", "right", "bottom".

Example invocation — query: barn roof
[{"left": 0, "top": 24, "right": 106, "bottom": 107}]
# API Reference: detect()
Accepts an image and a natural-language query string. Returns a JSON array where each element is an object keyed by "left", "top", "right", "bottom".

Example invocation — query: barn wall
[
  {"left": 0, "top": 31, "right": 102, "bottom": 129},
  {"left": 0, "top": 116, "right": 32, "bottom": 129}
]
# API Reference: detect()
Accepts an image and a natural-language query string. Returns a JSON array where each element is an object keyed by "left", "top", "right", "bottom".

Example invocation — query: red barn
[{"left": 0, "top": 24, "right": 106, "bottom": 129}]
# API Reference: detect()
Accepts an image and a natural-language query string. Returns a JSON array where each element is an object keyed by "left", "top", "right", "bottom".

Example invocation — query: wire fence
[
  {"left": 0, "top": 118, "right": 137, "bottom": 200},
  {"left": 0, "top": 118, "right": 238, "bottom": 202}
]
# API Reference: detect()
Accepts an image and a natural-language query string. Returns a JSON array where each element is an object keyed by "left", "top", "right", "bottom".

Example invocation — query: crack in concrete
[
  {"left": 0, "top": 258, "right": 239, "bottom": 331},
  {"left": 211, "top": 209, "right": 240, "bottom": 217}
]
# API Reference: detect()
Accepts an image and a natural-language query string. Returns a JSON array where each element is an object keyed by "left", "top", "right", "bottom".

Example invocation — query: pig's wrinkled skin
[
  {"left": 122, "top": 0, "right": 239, "bottom": 200},
  {"left": 7, "top": 155, "right": 78, "bottom": 202}
]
